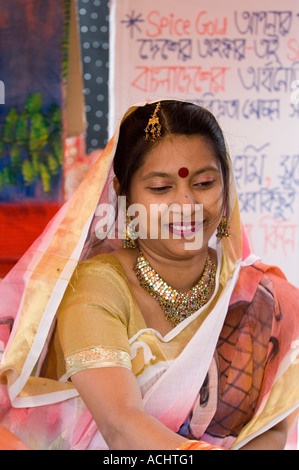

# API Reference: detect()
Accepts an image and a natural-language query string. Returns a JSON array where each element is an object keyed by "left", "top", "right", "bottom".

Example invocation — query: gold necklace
[{"left": 133, "top": 252, "right": 217, "bottom": 327}]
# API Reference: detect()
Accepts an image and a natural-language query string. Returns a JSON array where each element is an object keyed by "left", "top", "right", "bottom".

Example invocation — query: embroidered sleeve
[{"left": 65, "top": 346, "right": 132, "bottom": 378}]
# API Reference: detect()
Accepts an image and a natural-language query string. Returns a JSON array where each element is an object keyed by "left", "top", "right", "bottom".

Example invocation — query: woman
[{"left": 0, "top": 101, "right": 298, "bottom": 450}]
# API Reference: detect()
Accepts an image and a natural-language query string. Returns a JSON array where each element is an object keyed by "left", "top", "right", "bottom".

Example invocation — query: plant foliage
[{"left": 0, "top": 93, "right": 63, "bottom": 195}]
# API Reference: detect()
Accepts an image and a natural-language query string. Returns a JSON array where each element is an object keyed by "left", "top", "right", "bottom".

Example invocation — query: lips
[{"left": 168, "top": 221, "right": 203, "bottom": 238}]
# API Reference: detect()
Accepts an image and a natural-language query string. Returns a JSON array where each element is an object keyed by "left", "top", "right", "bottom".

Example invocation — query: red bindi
[{"left": 178, "top": 167, "right": 189, "bottom": 178}]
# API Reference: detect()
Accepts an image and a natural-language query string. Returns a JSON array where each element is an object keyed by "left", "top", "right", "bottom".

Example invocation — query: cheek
[
  {"left": 201, "top": 186, "right": 223, "bottom": 211},
  {"left": 126, "top": 186, "right": 153, "bottom": 233}
]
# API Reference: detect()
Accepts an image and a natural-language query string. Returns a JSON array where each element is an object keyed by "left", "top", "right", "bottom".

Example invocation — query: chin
[{"left": 165, "top": 239, "right": 209, "bottom": 259}]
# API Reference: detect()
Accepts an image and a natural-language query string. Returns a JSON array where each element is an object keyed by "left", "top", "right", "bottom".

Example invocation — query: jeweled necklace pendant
[{"left": 133, "top": 252, "right": 217, "bottom": 327}]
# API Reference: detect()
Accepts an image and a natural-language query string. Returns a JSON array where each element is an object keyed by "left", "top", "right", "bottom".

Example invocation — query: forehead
[{"left": 139, "top": 134, "right": 219, "bottom": 173}]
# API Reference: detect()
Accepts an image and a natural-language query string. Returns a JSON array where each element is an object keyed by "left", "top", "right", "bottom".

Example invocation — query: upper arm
[
  {"left": 57, "top": 259, "right": 132, "bottom": 374},
  {"left": 70, "top": 365, "right": 144, "bottom": 447}
]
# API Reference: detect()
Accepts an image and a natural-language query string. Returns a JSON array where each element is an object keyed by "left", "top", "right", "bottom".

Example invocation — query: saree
[{"left": 0, "top": 100, "right": 298, "bottom": 450}]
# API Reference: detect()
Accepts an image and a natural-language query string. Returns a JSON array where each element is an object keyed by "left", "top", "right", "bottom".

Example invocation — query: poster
[
  {"left": 110, "top": 0, "right": 299, "bottom": 286},
  {"left": 0, "top": 0, "right": 71, "bottom": 202},
  {"left": 0, "top": 0, "right": 86, "bottom": 277}
]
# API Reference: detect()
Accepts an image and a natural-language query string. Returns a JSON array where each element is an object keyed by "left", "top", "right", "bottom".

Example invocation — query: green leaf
[
  {"left": 2, "top": 108, "right": 18, "bottom": 143},
  {"left": 48, "top": 154, "right": 59, "bottom": 175},
  {"left": 52, "top": 134, "right": 63, "bottom": 165},
  {"left": 22, "top": 160, "right": 35, "bottom": 186},
  {"left": 15, "top": 112, "right": 29, "bottom": 145},
  {"left": 2, "top": 166, "right": 13, "bottom": 186},
  {"left": 31, "top": 153, "right": 40, "bottom": 177},
  {"left": 39, "top": 163, "right": 51, "bottom": 193},
  {"left": 29, "top": 113, "right": 49, "bottom": 153},
  {"left": 10, "top": 143, "right": 21, "bottom": 167},
  {"left": 25, "top": 93, "right": 42, "bottom": 115},
  {"left": 48, "top": 104, "right": 62, "bottom": 129}
]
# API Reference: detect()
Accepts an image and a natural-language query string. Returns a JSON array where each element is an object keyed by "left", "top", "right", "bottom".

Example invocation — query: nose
[
  {"left": 169, "top": 185, "right": 201, "bottom": 223},
  {"left": 175, "top": 184, "right": 198, "bottom": 208}
]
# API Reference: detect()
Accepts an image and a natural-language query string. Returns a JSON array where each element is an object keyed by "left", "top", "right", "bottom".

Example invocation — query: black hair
[{"left": 113, "top": 101, "right": 230, "bottom": 213}]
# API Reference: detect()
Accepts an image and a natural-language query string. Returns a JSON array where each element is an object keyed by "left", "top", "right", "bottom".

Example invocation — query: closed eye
[
  {"left": 194, "top": 180, "right": 214, "bottom": 188},
  {"left": 148, "top": 186, "right": 172, "bottom": 192}
]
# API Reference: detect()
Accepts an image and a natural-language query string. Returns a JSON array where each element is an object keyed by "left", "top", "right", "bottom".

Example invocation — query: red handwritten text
[
  {"left": 195, "top": 11, "right": 227, "bottom": 36},
  {"left": 145, "top": 10, "right": 227, "bottom": 38},
  {"left": 146, "top": 11, "right": 191, "bottom": 38},
  {"left": 131, "top": 66, "right": 229, "bottom": 95},
  {"left": 287, "top": 38, "right": 299, "bottom": 62},
  {"left": 259, "top": 216, "right": 298, "bottom": 256}
]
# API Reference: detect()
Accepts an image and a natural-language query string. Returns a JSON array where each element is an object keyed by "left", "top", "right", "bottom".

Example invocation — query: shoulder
[
  {"left": 60, "top": 253, "right": 134, "bottom": 313},
  {"left": 73, "top": 253, "right": 130, "bottom": 286},
  {"left": 77, "top": 253, "right": 125, "bottom": 273}
]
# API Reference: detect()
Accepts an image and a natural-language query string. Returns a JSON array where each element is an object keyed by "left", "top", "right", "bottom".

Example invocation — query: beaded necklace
[{"left": 133, "top": 252, "right": 217, "bottom": 327}]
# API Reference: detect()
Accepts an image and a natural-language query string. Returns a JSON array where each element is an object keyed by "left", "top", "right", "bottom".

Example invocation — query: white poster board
[{"left": 109, "top": 0, "right": 299, "bottom": 287}]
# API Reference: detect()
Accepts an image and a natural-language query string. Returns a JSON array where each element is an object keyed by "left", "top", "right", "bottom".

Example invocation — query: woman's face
[{"left": 127, "top": 134, "right": 224, "bottom": 259}]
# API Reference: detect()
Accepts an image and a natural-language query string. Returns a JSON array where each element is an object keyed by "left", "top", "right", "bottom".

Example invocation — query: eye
[
  {"left": 194, "top": 180, "right": 215, "bottom": 188},
  {"left": 148, "top": 186, "right": 172, "bottom": 192}
]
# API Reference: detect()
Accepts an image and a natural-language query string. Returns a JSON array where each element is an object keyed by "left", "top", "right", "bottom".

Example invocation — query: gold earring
[
  {"left": 123, "top": 213, "right": 137, "bottom": 249},
  {"left": 216, "top": 216, "right": 230, "bottom": 238}
]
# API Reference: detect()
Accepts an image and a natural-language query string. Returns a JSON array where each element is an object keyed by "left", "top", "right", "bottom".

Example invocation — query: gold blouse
[{"left": 57, "top": 254, "right": 208, "bottom": 384}]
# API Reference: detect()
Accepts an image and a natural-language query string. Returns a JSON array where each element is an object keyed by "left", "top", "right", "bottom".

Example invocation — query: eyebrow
[{"left": 141, "top": 166, "right": 220, "bottom": 181}]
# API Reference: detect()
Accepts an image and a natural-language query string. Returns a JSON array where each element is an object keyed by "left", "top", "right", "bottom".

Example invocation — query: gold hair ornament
[{"left": 144, "top": 102, "right": 162, "bottom": 142}]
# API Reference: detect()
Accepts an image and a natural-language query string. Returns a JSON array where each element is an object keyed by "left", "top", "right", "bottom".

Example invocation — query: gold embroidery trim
[{"left": 65, "top": 346, "right": 132, "bottom": 378}]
